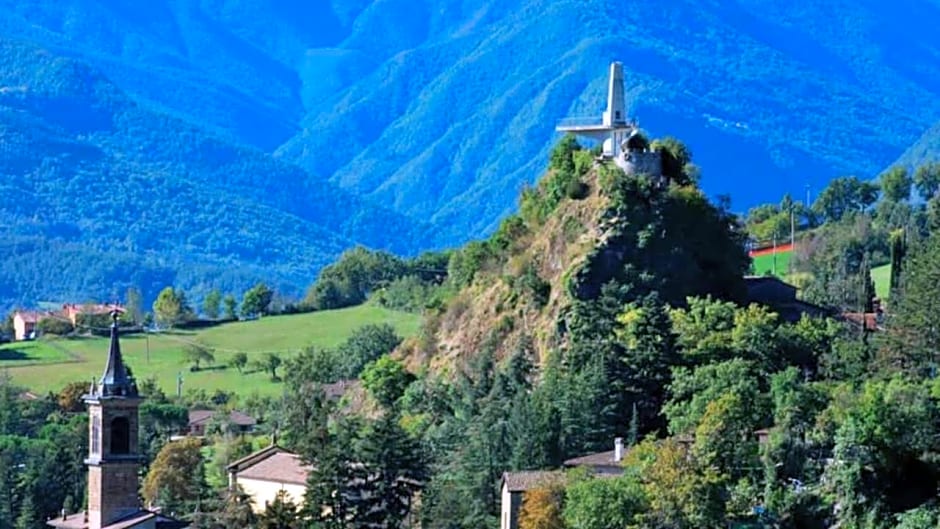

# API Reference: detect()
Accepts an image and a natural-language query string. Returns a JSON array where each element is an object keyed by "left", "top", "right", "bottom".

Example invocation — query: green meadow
[
  {"left": 751, "top": 250, "right": 792, "bottom": 277},
  {"left": 871, "top": 263, "right": 891, "bottom": 300},
  {"left": 2, "top": 305, "right": 420, "bottom": 397}
]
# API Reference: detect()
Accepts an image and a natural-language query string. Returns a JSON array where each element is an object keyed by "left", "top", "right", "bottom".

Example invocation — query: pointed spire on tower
[{"left": 98, "top": 310, "right": 138, "bottom": 398}]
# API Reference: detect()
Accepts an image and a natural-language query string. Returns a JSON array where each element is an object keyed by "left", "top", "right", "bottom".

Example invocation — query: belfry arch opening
[{"left": 110, "top": 417, "right": 130, "bottom": 455}]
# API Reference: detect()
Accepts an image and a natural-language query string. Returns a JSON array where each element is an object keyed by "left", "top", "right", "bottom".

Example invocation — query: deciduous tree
[{"left": 202, "top": 289, "right": 222, "bottom": 320}]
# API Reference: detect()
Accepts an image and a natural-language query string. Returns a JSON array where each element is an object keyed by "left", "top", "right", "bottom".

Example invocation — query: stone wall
[{"left": 618, "top": 151, "right": 662, "bottom": 177}]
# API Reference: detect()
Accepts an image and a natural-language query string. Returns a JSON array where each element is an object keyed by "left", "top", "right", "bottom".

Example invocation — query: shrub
[{"left": 37, "top": 317, "right": 73, "bottom": 336}]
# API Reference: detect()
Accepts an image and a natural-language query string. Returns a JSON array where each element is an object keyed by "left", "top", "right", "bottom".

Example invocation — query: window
[
  {"left": 91, "top": 416, "right": 101, "bottom": 454},
  {"left": 111, "top": 417, "right": 130, "bottom": 455}
]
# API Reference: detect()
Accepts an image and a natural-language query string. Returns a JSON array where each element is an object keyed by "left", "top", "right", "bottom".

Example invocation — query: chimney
[{"left": 614, "top": 437, "right": 624, "bottom": 462}]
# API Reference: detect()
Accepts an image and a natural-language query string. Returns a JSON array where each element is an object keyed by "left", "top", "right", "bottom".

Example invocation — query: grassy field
[
  {"left": 751, "top": 250, "right": 792, "bottom": 277},
  {"left": 0, "top": 340, "right": 74, "bottom": 367},
  {"left": 2, "top": 305, "right": 420, "bottom": 398},
  {"left": 872, "top": 264, "right": 891, "bottom": 300}
]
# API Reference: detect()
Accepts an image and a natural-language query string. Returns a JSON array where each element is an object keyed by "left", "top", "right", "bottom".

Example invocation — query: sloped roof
[
  {"left": 237, "top": 452, "right": 310, "bottom": 486},
  {"left": 563, "top": 450, "right": 619, "bottom": 468},
  {"left": 501, "top": 471, "right": 563, "bottom": 492},
  {"left": 46, "top": 509, "right": 187, "bottom": 529},
  {"left": 189, "top": 409, "right": 256, "bottom": 427},
  {"left": 226, "top": 444, "right": 283, "bottom": 473}
]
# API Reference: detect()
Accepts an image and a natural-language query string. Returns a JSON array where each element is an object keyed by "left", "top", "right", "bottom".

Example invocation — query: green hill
[{"left": 2, "top": 305, "right": 420, "bottom": 397}]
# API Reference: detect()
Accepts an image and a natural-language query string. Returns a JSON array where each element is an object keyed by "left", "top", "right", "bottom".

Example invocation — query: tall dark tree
[
  {"left": 351, "top": 411, "right": 427, "bottom": 529},
  {"left": 889, "top": 229, "right": 907, "bottom": 293}
]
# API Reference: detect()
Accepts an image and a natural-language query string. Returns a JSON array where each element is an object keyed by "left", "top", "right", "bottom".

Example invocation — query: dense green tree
[
  {"left": 664, "top": 358, "right": 765, "bottom": 436},
  {"left": 142, "top": 437, "right": 209, "bottom": 514},
  {"left": 255, "top": 352, "right": 282, "bottom": 380},
  {"left": 914, "top": 162, "right": 940, "bottom": 199},
  {"left": 564, "top": 474, "right": 646, "bottom": 529},
  {"left": 183, "top": 343, "right": 215, "bottom": 371},
  {"left": 304, "top": 246, "right": 410, "bottom": 310},
  {"left": 351, "top": 410, "right": 427, "bottom": 529},
  {"left": 337, "top": 323, "right": 403, "bottom": 378},
  {"left": 36, "top": 317, "right": 73, "bottom": 336},
  {"left": 890, "top": 229, "right": 907, "bottom": 293},
  {"left": 222, "top": 294, "right": 238, "bottom": 320},
  {"left": 202, "top": 289, "right": 222, "bottom": 320},
  {"left": 361, "top": 356, "right": 415, "bottom": 409},
  {"left": 229, "top": 352, "right": 248, "bottom": 373},
  {"left": 241, "top": 282, "right": 274, "bottom": 317},
  {"left": 153, "top": 287, "right": 185, "bottom": 328},
  {"left": 139, "top": 402, "right": 188, "bottom": 463},
  {"left": 812, "top": 176, "right": 879, "bottom": 223},
  {"left": 880, "top": 166, "right": 912, "bottom": 203},
  {"left": 824, "top": 378, "right": 938, "bottom": 527},
  {"left": 886, "top": 232, "right": 940, "bottom": 373},
  {"left": 651, "top": 136, "right": 695, "bottom": 184}
]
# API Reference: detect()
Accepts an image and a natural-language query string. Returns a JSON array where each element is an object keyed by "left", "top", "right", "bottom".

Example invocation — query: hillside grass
[
  {"left": 751, "top": 250, "right": 792, "bottom": 277},
  {"left": 872, "top": 264, "right": 891, "bottom": 300},
  {"left": 0, "top": 340, "right": 73, "bottom": 367},
  {"left": 2, "top": 305, "right": 420, "bottom": 397}
]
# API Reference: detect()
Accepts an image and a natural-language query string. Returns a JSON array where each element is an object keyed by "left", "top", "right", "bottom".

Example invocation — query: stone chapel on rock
[{"left": 47, "top": 312, "right": 187, "bottom": 529}]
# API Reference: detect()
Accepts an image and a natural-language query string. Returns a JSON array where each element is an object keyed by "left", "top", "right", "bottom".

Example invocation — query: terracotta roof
[
  {"left": 189, "top": 409, "right": 256, "bottom": 427},
  {"left": 237, "top": 451, "right": 310, "bottom": 486},
  {"left": 502, "top": 471, "right": 563, "bottom": 492}
]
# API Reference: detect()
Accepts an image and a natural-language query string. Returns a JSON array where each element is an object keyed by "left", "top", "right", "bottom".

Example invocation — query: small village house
[
  {"left": 12, "top": 310, "right": 44, "bottom": 340},
  {"left": 500, "top": 437, "right": 629, "bottom": 529},
  {"left": 62, "top": 303, "right": 124, "bottom": 326},
  {"left": 187, "top": 409, "right": 256, "bottom": 436},
  {"left": 226, "top": 445, "right": 310, "bottom": 513}
]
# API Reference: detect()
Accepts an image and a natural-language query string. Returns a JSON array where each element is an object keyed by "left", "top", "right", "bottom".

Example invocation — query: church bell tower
[{"left": 84, "top": 311, "right": 144, "bottom": 529}]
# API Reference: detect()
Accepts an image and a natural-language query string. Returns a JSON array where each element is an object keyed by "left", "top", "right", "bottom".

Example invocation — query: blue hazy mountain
[
  {"left": 0, "top": 0, "right": 937, "bottom": 308},
  {"left": 0, "top": 38, "right": 423, "bottom": 309}
]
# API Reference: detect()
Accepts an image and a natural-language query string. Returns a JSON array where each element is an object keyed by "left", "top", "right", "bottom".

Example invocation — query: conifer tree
[
  {"left": 257, "top": 490, "right": 300, "bottom": 529},
  {"left": 351, "top": 411, "right": 427, "bottom": 529}
]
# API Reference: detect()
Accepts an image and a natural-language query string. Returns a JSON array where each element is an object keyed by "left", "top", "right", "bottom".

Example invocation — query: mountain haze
[{"left": 0, "top": 0, "right": 938, "bottom": 308}]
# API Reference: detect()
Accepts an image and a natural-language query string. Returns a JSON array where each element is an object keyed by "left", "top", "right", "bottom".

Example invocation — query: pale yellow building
[{"left": 227, "top": 445, "right": 310, "bottom": 513}]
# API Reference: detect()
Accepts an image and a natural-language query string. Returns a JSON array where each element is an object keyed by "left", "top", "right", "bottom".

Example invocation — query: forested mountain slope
[
  {"left": 2, "top": 0, "right": 937, "bottom": 244},
  {"left": 0, "top": 39, "right": 423, "bottom": 310}
]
